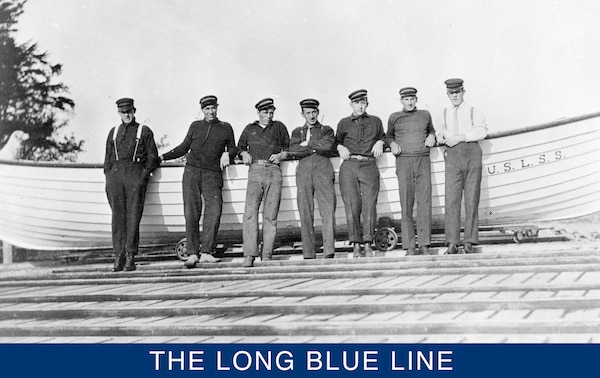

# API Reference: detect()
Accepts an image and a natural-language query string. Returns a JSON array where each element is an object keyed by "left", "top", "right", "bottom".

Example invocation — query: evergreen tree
[{"left": 0, "top": 0, "right": 83, "bottom": 161}]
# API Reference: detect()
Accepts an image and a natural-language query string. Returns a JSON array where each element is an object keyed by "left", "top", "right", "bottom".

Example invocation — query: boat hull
[{"left": 1, "top": 113, "right": 599, "bottom": 251}]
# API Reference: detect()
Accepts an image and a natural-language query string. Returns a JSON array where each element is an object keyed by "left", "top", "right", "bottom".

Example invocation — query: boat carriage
[{"left": 1, "top": 112, "right": 599, "bottom": 256}]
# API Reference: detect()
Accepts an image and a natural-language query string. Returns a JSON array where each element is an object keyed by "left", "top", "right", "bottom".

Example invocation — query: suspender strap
[
  {"left": 132, "top": 125, "right": 143, "bottom": 161},
  {"left": 470, "top": 106, "right": 474, "bottom": 126},
  {"left": 113, "top": 124, "right": 143, "bottom": 161},
  {"left": 112, "top": 125, "right": 121, "bottom": 161},
  {"left": 443, "top": 106, "right": 475, "bottom": 132},
  {"left": 443, "top": 108, "right": 447, "bottom": 129}
]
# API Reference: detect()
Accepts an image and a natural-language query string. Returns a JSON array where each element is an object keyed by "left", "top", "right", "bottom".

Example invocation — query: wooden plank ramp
[{"left": 0, "top": 241, "right": 599, "bottom": 343}]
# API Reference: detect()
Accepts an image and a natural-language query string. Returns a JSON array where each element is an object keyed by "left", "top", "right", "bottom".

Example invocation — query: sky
[{"left": 14, "top": 0, "right": 600, "bottom": 162}]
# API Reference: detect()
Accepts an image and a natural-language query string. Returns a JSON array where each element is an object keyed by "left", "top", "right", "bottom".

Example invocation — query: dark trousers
[
  {"left": 182, "top": 166, "right": 223, "bottom": 255},
  {"left": 444, "top": 142, "right": 483, "bottom": 245},
  {"left": 105, "top": 161, "right": 147, "bottom": 255},
  {"left": 243, "top": 164, "right": 282, "bottom": 257},
  {"left": 396, "top": 155, "right": 432, "bottom": 249},
  {"left": 339, "top": 159, "right": 380, "bottom": 243},
  {"left": 296, "top": 155, "right": 336, "bottom": 258}
]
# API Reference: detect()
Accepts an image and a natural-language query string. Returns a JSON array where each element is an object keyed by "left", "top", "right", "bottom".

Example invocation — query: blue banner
[{"left": 1, "top": 344, "right": 599, "bottom": 377}]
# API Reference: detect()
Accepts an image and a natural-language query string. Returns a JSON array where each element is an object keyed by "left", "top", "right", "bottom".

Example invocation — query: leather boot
[
  {"left": 112, "top": 253, "right": 125, "bottom": 272},
  {"left": 124, "top": 253, "right": 136, "bottom": 271},
  {"left": 446, "top": 243, "right": 458, "bottom": 255},
  {"left": 184, "top": 254, "right": 199, "bottom": 268},
  {"left": 464, "top": 242, "right": 475, "bottom": 254},
  {"left": 242, "top": 256, "right": 255, "bottom": 267},
  {"left": 352, "top": 243, "right": 364, "bottom": 258},
  {"left": 199, "top": 253, "right": 221, "bottom": 263}
]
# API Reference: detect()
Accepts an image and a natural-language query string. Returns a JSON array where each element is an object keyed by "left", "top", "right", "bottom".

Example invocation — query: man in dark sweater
[
  {"left": 237, "top": 98, "right": 290, "bottom": 267},
  {"left": 386, "top": 87, "right": 436, "bottom": 255},
  {"left": 160, "top": 95, "right": 237, "bottom": 268}
]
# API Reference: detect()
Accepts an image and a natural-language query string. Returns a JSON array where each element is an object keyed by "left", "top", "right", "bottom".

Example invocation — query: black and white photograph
[{"left": 1, "top": 0, "right": 599, "bottom": 353}]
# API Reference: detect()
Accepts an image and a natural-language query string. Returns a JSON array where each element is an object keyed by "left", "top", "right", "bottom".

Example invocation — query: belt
[
  {"left": 252, "top": 159, "right": 278, "bottom": 166},
  {"left": 349, "top": 155, "right": 375, "bottom": 161}
]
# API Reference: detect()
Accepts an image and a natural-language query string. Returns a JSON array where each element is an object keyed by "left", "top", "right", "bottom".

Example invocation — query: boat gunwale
[{"left": 1, "top": 111, "right": 599, "bottom": 169}]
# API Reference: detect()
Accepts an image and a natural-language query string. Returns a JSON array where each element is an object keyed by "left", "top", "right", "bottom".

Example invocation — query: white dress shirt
[{"left": 436, "top": 101, "right": 488, "bottom": 142}]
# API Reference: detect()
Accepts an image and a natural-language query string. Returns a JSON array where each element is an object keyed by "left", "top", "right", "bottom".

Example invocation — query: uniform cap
[
  {"left": 255, "top": 98, "right": 276, "bottom": 111},
  {"left": 299, "top": 98, "right": 319, "bottom": 109},
  {"left": 399, "top": 87, "right": 418, "bottom": 98},
  {"left": 199, "top": 95, "right": 218, "bottom": 108},
  {"left": 116, "top": 98, "right": 135, "bottom": 111},
  {"left": 348, "top": 89, "right": 368, "bottom": 102},
  {"left": 444, "top": 78, "right": 464, "bottom": 90}
]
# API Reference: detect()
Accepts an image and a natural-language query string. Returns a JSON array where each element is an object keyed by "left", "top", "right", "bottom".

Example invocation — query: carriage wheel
[
  {"left": 374, "top": 227, "right": 399, "bottom": 251},
  {"left": 175, "top": 238, "right": 188, "bottom": 261},
  {"left": 512, "top": 231, "right": 525, "bottom": 244}
]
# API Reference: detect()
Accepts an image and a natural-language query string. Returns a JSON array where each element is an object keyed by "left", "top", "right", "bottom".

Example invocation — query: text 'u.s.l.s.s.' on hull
[{"left": 0, "top": 112, "right": 599, "bottom": 252}]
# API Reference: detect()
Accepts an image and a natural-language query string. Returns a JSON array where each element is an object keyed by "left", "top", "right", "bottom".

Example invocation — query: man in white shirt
[{"left": 436, "top": 78, "right": 488, "bottom": 254}]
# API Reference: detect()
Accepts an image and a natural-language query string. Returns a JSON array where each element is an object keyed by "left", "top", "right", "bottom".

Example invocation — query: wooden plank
[
  {"left": 2, "top": 241, "right": 13, "bottom": 264},
  {"left": 562, "top": 308, "right": 600, "bottom": 320},
  {"left": 474, "top": 274, "right": 511, "bottom": 285},
  {"left": 550, "top": 271, "right": 584, "bottom": 284},
  {"left": 492, "top": 291, "right": 526, "bottom": 300},
  {"left": 527, "top": 309, "right": 565, "bottom": 320},
  {"left": 488, "top": 310, "right": 531, "bottom": 321},
  {"left": 523, "top": 272, "right": 559, "bottom": 285},
  {"left": 577, "top": 271, "right": 600, "bottom": 284}
]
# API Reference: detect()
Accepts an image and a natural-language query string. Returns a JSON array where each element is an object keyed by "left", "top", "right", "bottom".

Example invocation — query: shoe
[
  {"left": 262, "top": 251, "right": 273, "bottom": 261},
  {"left": 184, "top": 254, "right": 199, "bottom": 268},
  {"left": 446, "top": 243, "right": 458, "bottom": 255},
  {"left": 112, "top": 253, "right": 125, "bottom": 272},
  {"left": 323, "top": 253, "right": 335, "bottom": 259},
  {"left": 406, "top": 248, "right": 416, "bottom": 256},
  {"left": 419, "top": 246, "right": 430, "bottom": 255},
  {"left": 464, "top": 242, "right": 475, "bottom": 254},
  {"left": 199, "top": 253, "right": 221, "bottom": 263},
  {"left": 242, "top": 256, "right": 255, "bottom": 267},
  {"left": 352, "top": 243, "right": 364, "bottom": 258},
  {"left": 123, "top": 253, "right": 136, "bottom": 271},
  {"left": 363, "top": 243, "right": 375, "bottom": 257}
]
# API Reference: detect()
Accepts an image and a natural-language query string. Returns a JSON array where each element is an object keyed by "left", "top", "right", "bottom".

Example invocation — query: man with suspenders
[
  {"left": 104, "top": 98, "right": 159, "bottom": 271},
  {"left": 436, "top": 79, "right": 488, "bottom": 254}
]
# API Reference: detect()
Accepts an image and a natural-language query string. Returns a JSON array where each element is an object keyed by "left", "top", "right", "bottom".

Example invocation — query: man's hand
[
  {"left": 240, "top": 150, "right": 252, "bottom": 165},
  {"left": 337, "top": 144, "right": 350, "bottom": 160},
  {"left": 445, "top": 134, "right": 466, "bottom": 147},
  {"left": 269, "top": 151, "right": 287, "bottom": 164},
  {"left": 390, "top": 141, "right": 402, "bottom": 155},
  {"left": 425, "top": 134, "right": 436, "bottom": 148},
  {"left": 371, "top": 140, "right": 384, "bottom": 159},
  {"left": 220, "top": 152, "right": 230, "bottom": 170}
]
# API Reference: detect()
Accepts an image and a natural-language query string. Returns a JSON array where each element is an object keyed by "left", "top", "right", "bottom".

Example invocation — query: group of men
[{"left": 103, "top": 78, "right": 487, "bottom": 271}]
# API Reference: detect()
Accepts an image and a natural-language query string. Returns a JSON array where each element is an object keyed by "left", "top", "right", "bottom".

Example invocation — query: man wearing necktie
[
  {"left": 288, "top": 99, "right": 337, "bottom": 259},
  {"left": 436, "top": 78, "right": 488, "bottom": 254},
  {"left": 335, "top": 89, "right": 386, "bottom": 258}
]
